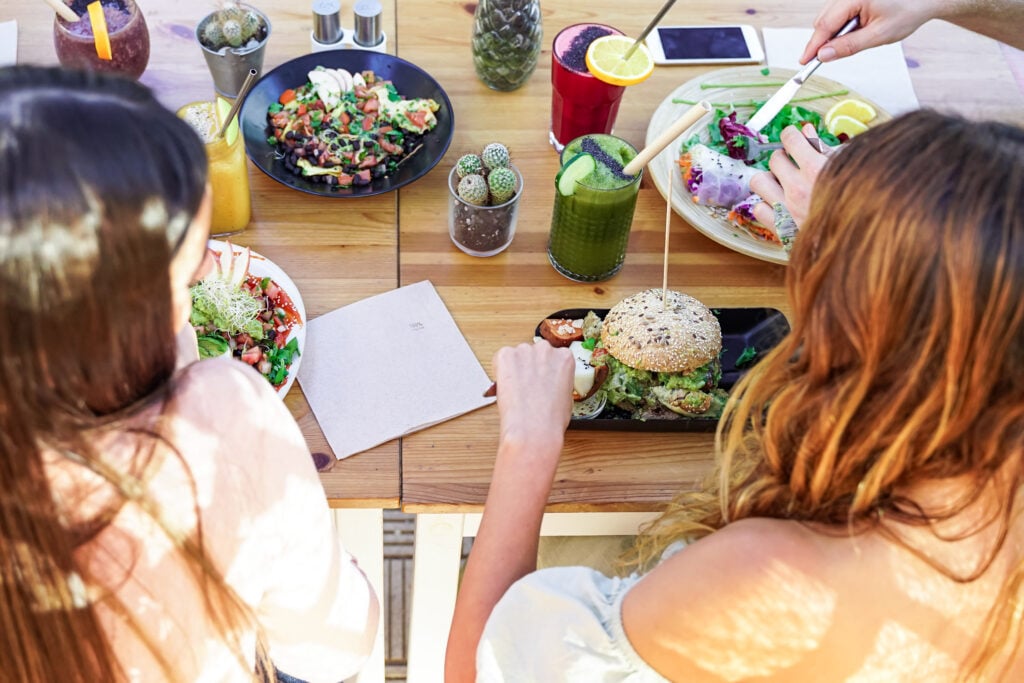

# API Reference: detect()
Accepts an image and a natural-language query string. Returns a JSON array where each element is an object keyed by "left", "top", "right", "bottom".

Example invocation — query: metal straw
[
  {"left": 217, "top": 69, "right": 258, "bottom": 139},
  {"left": 623, "top": 0, "right": 677, "bottom": 61}
]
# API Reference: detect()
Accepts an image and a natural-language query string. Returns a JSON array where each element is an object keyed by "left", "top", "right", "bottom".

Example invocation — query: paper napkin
[
  {"left": 297, "top": 280, "right": 495, "bottom": 460},
  {"left": 0, "top": 21, "right": 17, "bottom": 67},
  {"left": 762, "top": 28, "right": 919, "bottom": 116}
]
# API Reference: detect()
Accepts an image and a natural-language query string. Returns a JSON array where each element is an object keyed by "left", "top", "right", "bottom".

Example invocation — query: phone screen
[{"left": 655, "top": 27, "right": 751, "bottom": 60}]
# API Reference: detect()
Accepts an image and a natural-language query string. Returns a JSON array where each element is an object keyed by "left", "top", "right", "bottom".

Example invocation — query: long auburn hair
[
  {"left": 0, "top": 66, "right": 265, "bottom": 681},
  {"left": 629, "top": 110, "right": 1024, "bottom": 678}
]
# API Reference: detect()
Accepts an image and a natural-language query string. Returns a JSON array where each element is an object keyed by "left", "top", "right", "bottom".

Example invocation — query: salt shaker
[
  {"left": 353, "top": 0, "right": 387, "bottom": 52},
  {"left": 311, "top": 0, "right": 345, "bottom": 52}
]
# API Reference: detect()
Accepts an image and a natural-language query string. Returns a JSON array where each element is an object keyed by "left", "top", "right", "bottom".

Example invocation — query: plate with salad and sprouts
[
  {"left": 189, "top": 241, "right": 306, "bottom": 397},
  {"left": 647, "top": 66, "right": 890, "bottom": 264}
]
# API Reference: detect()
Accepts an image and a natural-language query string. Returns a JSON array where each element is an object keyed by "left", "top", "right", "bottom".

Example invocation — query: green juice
[{"left": 548, "top": 134, "right": 641, "bottom": 281}]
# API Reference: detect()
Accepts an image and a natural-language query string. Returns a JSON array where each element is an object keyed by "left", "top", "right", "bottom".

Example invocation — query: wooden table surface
[
  {"left": 6, "top": 0, "right": 1023, "bottom": 514},
  {"left": 396, "top": 0, "right": 1024, "bottom": 513}
]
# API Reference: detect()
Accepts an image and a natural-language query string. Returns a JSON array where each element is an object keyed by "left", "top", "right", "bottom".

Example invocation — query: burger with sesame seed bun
[{"left": 589, "top": 289, "right": 726, "bottom": 418}]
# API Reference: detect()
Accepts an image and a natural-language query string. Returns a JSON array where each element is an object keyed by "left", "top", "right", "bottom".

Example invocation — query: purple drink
[{"left": 53, "top": 0, "right": 150, "bottom": 80}]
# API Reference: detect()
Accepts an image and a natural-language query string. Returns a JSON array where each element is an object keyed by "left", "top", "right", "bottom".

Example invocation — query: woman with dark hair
[
  {"left": 0, "top": 65, "right": 378, "bottom": 682},
  {"left": 446, "top": 110, "right": 1024, "bottom": 682}
]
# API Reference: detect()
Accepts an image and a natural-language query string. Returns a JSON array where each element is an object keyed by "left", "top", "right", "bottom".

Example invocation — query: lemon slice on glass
[
  {"left": 827, "top": 114, "right": 870, "bottom": 138},
  {"left": 585, "top": 35, "right": 655, "bottom": 87},
  {"left": 825, "top": 98, "right": 877, "bottom": 127}
]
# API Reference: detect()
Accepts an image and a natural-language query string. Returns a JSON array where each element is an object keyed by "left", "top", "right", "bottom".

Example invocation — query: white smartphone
[{"left": 645, "top": 25, "right": 764, "bottom": 65}]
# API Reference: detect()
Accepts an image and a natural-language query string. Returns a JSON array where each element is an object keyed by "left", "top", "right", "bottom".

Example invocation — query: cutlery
[
  {"left": 733, "top": 134, "right": 828, "bottom": 161},
  {"left": 745, "top": 16, "right": 859, "bottom": 133}
]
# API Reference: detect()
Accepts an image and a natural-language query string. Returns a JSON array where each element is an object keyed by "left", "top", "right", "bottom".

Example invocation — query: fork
[{"left": 732, "top": 134, "right": 829, "bottom": 161}]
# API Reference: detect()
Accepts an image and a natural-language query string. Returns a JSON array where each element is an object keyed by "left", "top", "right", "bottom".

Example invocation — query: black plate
[
  {"left": 537, "top": 307, "right": 791, "bottom": 431},
  {"left": 239, "top": 50, "right": 454, "bottom": 197}
]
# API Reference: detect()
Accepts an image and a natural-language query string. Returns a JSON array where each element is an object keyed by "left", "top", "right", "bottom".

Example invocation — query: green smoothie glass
[{"left": 548, "top": 134, "right": 641, "bottom": 281}]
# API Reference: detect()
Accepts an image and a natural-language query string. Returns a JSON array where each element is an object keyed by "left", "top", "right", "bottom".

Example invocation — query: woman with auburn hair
[
  {"left": 446, "top": 109, "right": 1024, "bottom": 682},
  {"left": 0, "top": 65, "right": 378, "bottom": 682}
]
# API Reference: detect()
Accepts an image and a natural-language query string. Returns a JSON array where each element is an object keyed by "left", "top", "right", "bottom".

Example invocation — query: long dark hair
[
  {"left": 631, "top": 110, "right": 1024, "bottom": 679},
  {"left": 0, "top": 66, "right": 258, "bottom": 681}
]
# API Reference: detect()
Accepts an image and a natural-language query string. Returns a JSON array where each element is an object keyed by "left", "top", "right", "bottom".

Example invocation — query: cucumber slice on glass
[{"left": 556, "top": 153, "right": 596, "bottom": 196}]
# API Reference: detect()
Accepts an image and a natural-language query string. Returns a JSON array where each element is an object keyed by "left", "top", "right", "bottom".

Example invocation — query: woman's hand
[
  {"left": 799, "top": 0, "right": 937, "bottom": 64},
  {"left": 751, "top": 124, "right": 832, "bottom": 231},
  {"left": 493, "top": 342, "right": 574, "bottom": 458}
]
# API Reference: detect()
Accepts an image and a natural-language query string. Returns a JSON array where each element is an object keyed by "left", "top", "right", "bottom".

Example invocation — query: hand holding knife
[{"left": 745, "top": 17, "right": 860, "bottom": 134}]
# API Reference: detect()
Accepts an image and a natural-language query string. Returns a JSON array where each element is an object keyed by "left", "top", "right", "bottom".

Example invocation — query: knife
[{"left": 745, "top": 17, "right": 860, "bottom": 134}]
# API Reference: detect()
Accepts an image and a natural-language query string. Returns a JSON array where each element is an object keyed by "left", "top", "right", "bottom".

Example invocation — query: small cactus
[
  {"left": 488, "top": 167, "right": 517, "bottom": 204},
  {"left": 222, "top": 19, "right": 243, "bottom": 47},
  {"left": 201, "top": 19, "right": 224, "bottom": 48},
  {"left": 456, "top": 154, "right": 484, "bottom": 179},
  {"left": 457, "top": 174, "right": 489, "bottom": 206},
  {"left": 239, "top": 10, "right": 261, "bottom": 42},
  {"left": 481, "top": 142, "right": 510, "bottom": 170}
]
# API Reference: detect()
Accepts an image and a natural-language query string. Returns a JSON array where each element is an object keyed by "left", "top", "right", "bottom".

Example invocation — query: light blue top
[{"left": 476, "top": 565, "right": 670, "bottom": 682}]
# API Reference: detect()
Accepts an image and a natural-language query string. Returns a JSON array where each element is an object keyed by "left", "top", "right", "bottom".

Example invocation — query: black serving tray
[{"left": 536, "top": 307, "right": 790, "bottom": 431}]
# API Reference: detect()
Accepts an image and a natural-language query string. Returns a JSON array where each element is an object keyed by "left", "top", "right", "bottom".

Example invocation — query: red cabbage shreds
[
  {"left": 719, "top": 112, "right": 763, "bottom": 161},
  {"left": 686, "top": 168, "right": 702, "bottom": 193},
  {"left": 732, "top": 194, "right": 762, "bottom": 221}
]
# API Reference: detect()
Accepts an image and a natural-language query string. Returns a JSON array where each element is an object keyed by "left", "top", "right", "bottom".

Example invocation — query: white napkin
[
  {"left": 297, "top": 280, "right": 495, "bottom": 460},
  {"left": 0, "top": 21, "right": 16, "bottom": 67},
  {"left": 762, "top": 28, "right": 919, "bottom": 115}
]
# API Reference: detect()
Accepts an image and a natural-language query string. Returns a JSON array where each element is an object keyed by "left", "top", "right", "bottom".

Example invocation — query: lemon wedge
[
  {"left": 827, "top": 114, "right": 870, "bottom": 138},
  {"left": 584, "top": 35, "right": 655, "bottom": 87},
  {"left": 825, "top": 98, "right": 877, "bottom": 127},
  {"left": 87, "top": 1, "right": 112, "bottom": 61},
  {"left": 216, "top": 96, "right": 239, "bottom": 147}
]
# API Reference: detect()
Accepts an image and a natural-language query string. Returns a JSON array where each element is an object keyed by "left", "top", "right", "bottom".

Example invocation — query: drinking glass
[
  {"left": 548, "top": 134, "right": 641, "bottom": 281},
  {"left": 53, "top": 0, "right": 150, "bottom": 80},
  {"left": 549, "top": 23, "right": 625, "bottom": 153},
  {"left": 177, "top": 101, "right": 252, "bottom": 237}
]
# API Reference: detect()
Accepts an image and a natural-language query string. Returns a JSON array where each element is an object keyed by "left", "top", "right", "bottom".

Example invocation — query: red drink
[
  {"left": 53, "top": 0, "right": 150, "bottom": 80},
  {"left": 549, "top": 24, "right": 625, "bottom": 152}
]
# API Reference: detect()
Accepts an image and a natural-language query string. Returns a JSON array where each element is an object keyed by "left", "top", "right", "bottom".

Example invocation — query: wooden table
[{"left": 394, "top": 1, "right": 1024, "bottom": 680}]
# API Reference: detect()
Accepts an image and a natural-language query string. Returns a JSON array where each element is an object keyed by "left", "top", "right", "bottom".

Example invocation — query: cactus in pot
[{"left": 198, "top": 2, "right": 269, "bottom": 53}]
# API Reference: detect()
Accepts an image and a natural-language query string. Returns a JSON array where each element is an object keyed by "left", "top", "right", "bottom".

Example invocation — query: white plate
[
  {"left": 646, "top": 66, "right": 890, "bottom": 265},
  {"left": 205, "top": 240, "right": 307, "bottom": 398}
]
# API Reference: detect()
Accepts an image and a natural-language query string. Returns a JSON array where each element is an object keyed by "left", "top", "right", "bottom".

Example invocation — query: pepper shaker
[{"left": 353, "top": 0, "right": 387, "bottom": 52}]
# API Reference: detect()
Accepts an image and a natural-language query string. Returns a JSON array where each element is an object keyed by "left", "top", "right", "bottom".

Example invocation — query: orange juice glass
[{"left": 177, "top": 101, "right": 252, "bottom": 237}]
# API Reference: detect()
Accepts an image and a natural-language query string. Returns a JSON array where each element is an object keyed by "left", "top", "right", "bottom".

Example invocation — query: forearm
[
  {"left": 942, "top": 0, "right": 1024, "bottom": 48},
  {"left": 444, "top": 435, "right": 563, "bottom": 683}
]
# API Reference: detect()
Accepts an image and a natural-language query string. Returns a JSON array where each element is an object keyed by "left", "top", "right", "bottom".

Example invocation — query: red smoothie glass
[
  {"left": 53, "top": 0, "right": 150, "bottom": 80},
  {"left": 549, "top": 23, "right": 625, "bottom": 152}
]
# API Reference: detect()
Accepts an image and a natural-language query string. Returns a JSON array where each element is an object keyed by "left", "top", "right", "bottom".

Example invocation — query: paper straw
[
  {"left": 622, "top": 101, "right": 711, "bottom": 177},
  {"left": 44, "top": 0, "right": 79, "bottom": 23}
]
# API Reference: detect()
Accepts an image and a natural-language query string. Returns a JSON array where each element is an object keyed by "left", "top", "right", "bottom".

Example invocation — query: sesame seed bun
[{"left": 600, "top": 289, "right": 721, "bottom": 373}]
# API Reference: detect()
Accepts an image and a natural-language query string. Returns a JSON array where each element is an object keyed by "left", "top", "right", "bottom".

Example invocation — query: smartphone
[{"left": 645, "top": 25, "right": 764, "bottom": 65}]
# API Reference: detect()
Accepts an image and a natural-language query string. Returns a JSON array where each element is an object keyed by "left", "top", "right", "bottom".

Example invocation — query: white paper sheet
[
  {"left": 297, "top": 280, "right": 495, "bottom": 460},
  {"left": 0, "top": 21, "right": 17, "bottom": 67},
  {"left": 762, "top": 28, "right": 919, "bottom": 116}
]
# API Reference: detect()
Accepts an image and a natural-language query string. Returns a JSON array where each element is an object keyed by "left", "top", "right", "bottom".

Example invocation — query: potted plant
[{"left": 196, "top": 2, "right": 271, "bottom": 98}]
